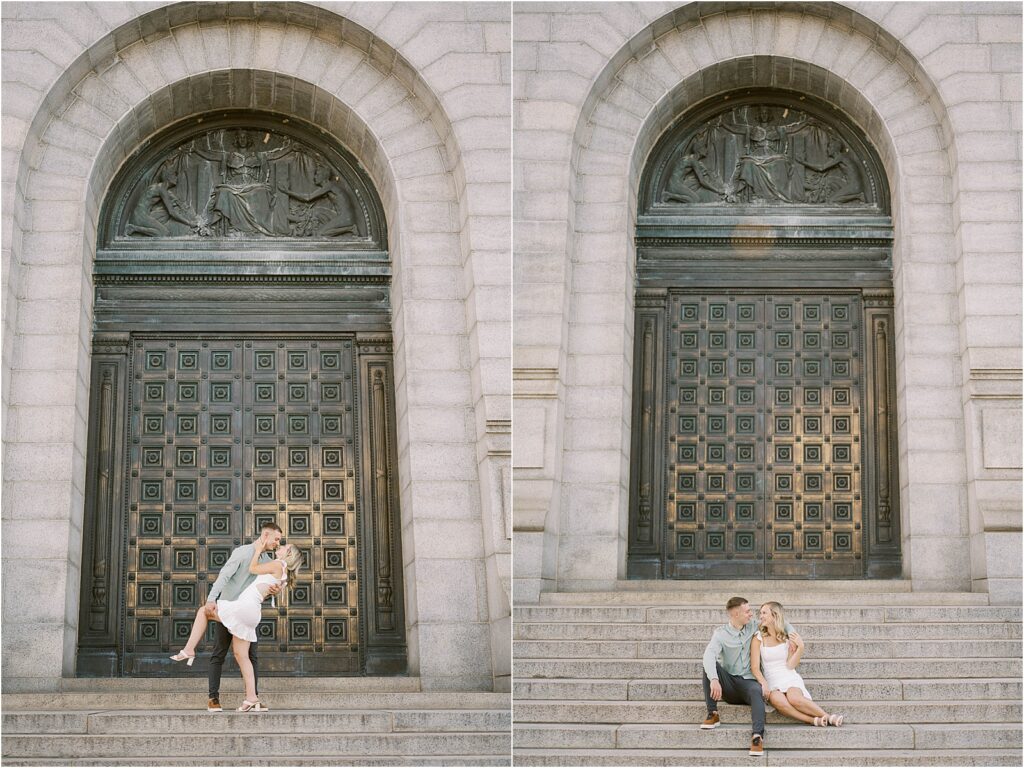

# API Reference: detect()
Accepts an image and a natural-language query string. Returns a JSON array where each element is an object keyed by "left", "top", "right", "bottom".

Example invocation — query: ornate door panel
[
  {"left": 762, "top": 295, "right": 863, "bottom": 578},
  {"left": 666, "top": 295, "right": 767, "bottom": 578},
  {"left": 124, "top": 337, "right": 360, "bottom": 675},
  {"left": 636, "top": 290, "right": 890, "bottom": 580}
]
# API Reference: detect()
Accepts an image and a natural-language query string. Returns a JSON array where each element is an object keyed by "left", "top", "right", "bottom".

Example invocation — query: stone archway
[
  {"left": 534, "top": 4, "right": 970, "bottom": 595},
  {"left": 627, "top": 88, "right": 900, "bottom": 580},
  {"left": 3, "top": 3, "right": 509, "bottom": 691},
  {"left": 76, "top": 109, "right": 407, "bottom": 676}
]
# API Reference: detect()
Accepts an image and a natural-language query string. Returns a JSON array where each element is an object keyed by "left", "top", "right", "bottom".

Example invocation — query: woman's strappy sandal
[
  {"left": 827, "top": 713, "right": 845, "bottom": 727},
  {"left": 237, "top": 699, "right": 266, "bottom": 712},
  {"left": 168, "top": 651, "right": 195, "bottom": 666},
  {"left": 813, "top": 715, "right": 829, "bottom": 727}
]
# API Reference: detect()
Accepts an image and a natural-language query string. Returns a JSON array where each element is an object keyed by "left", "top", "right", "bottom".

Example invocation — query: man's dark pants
[
  {"left": 207, "top": 621, "right": 258, "bottom": 699},
  {"left": 702, "top": 662, "right": 766, "bottom": 736}
]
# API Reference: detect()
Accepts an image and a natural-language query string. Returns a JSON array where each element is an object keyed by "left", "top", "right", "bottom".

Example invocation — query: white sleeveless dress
[
  {"left": 759, "top": 631, "right": 812, "bottom": 699},
  {"left": 216, "top": 564, "right": 286, "bottom": 642}
]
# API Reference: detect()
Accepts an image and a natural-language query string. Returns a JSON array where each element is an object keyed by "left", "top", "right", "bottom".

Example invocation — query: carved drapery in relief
[
  {"left": 647, "top": 99, "right": 885, "bottom": 210},
  {"left": 110, "top": 124, "right": 377, "bottom": 244}
]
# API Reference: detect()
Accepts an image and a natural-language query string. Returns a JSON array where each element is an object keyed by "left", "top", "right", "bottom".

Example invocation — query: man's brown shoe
[
  {"left": 700, "top": 711, "right": 720, "bottom": 729},
  {"left": 749, "top": 734, "right": 764, "bottom": 757},
  {"left": 207, "top": 697, "right": 222, "bottom": 712}
]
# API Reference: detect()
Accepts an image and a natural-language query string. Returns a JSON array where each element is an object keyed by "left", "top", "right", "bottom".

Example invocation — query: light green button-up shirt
[
  {"left": 703, "top": 620, "right": 795, "bottom": 681},
  {"left": 207, "top": 543, "right": 274, "bottom": 603}
]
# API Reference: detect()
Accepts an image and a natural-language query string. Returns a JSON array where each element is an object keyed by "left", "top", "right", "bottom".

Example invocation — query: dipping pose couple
[{"left": 169, "top": 522, "right": 303, "bottom": 712}]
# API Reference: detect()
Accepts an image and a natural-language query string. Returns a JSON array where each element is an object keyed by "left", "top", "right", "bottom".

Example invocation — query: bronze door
[
  {"left": 124, "top": 337, "right": 359, "bottom": 674},
  {"left": 663, "top": 292, "right": 867, "bottom": 578}
]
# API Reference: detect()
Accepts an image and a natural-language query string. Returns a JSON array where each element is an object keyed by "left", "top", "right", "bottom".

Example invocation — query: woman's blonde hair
[
  {"left": 759, "top": 601, "right": 789, "bottom": 643},
  {"left": 279, "top": 544, "right": 304, "bottom": 591}
]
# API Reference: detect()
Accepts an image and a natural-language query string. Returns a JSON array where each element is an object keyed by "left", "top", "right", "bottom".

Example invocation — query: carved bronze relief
[
  {"left": 101, "top": 114, "right": 385, "bottom": 250},
  {"left": 121, "top": 129, "right": 363, "bottom": 240},
  {"left": 642, "top": 95, "right": 887, "bottom": 212}
]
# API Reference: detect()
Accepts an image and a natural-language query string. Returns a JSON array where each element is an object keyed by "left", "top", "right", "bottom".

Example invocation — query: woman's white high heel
[{"left": 169, "top": 651, "right": 195, "bottom": 666}]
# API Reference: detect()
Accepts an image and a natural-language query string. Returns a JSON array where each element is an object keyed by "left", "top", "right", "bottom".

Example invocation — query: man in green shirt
[
  {"left": 700, "top": 596, "right": 799, "bottom": 756},
  {"left": 204, "top": 522, "right": 282, "bottom": 712}
]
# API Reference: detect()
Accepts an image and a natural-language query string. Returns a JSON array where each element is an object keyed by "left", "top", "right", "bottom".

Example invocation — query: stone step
[
  {"left": 513, "top": 638, "right": 1021, "bottom": 659},
  {"left": 1, "top": 733, "right": 511, "bottom": 759},
  {"left": 511, "top": 748, "right": 1023, "bottom": 766},
  {"left": 512, "top": 723, "right": 1021, "bottom": 750},
  {"left": 512, "top": 700, "right": 1022, "bottom": 724},
  {"left": 9, "top": 677, "right": 422, "bottom": 694},
  {"left": 2, "top": 759, "right": 510, "bottom": 767},
  {"left": 513, "top": 605, "right": 1022, "bottom": 624},
  {"left": 512, "top": 677, "right": 1024, "bottom": 702},
  {"left": 513, "top": 658, "right": 1021, "bottom": 680},
  {"left": 613, "top": 580, "right": 914, "bottom": 593},
  {"left": 2, "top": 709, "right": 511, "bottom": 734},
  {"left": 514, "top": 620, "right": 1023, "bottom": 641},
  {"left": 2, "top": 692, "right": 509, "bottom": 711},
  {"left": 538, "top": 592, "right": 990, "bottom": 606}
]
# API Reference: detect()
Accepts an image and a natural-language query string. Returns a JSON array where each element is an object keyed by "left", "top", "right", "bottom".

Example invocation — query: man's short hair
[
  {"left": 725, "top": 596, "right": 748, "bottom": 611},
  {"left": 261, "top": 521, "right": 283, "bottom": 533}
]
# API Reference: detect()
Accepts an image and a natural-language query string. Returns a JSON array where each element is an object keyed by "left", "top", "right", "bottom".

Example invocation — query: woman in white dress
[
  {"left": 171, "top": 539, "right": 303, "bottom": 711},
  {"left": 751, "top": 601, "right": 845, "bottom": 727}
]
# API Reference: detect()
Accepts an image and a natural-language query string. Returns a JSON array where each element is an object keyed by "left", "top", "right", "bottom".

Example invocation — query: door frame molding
[
  {"left": 627, "top": 280, "right": 901, "bottom": 580},
  {"left": 78, "top": 324, "right": 408, "bottom": 676}
]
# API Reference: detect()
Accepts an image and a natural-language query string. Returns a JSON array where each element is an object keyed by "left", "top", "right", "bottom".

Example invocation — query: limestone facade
[
  {"left": 513, "top": 2, "right": 1022, "bottom": 603},
  {"left": 1, "top": 1, "right": 510, "bottom": 692}
]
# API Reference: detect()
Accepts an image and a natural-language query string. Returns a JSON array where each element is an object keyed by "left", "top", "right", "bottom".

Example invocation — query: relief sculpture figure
[
  {"left": 719, "top": 106, "right": 809, "bottom": 203},
  {"left": 657, "top": 104, "right": 874, "bottom": 208},
  {"left": 120, "top": 127, "right": 371, "bottom": 240},
  {"left": 189, "top": 130, "right": 296, "bottom": 236},
  {"left": 662, "top": 135, "right": 733, "bottom": 204},
  {"left": 282, "top": 165, "right": 359, "bottom": 237},
  {"left": 125, "top": 165, "right": 206, "bottom": 237},
  {"left": 793, "top": 135, "right": 866, "bottom": 204}
]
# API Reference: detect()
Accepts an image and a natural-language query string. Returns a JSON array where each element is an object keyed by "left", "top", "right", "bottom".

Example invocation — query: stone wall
[
  {"left": 513, "top": 1, "right": 1021, "bottom": 602},
  {"left": 1, "top": 1, "right": 510, "bottom": 691}
]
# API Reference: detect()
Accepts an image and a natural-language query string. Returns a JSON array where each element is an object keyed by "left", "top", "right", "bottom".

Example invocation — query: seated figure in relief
[
  {"left": 720, "top": 106, "right": 810, "bottom": 204},
  {"left": 189, "top": 130, "right": 297, "bottom": 236}
]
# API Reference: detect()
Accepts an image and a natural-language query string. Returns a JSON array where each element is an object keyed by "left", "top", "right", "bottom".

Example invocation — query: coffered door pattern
[
  {"left": 663, "top": 291, "right": 867, "bottom": 578},
  {"left": 124, "top": 337, "right": 359, "bottom": 674}
]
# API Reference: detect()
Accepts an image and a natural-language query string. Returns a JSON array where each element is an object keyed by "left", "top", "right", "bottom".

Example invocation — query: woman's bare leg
[
  {"left": 769, "top": 690, "right": 815, "bottom": 724},
  {"left": 232, "top": 636, "right": 258, "bottom": 702},
  {"left": 786, "top": 688, "right": 828, "bottom": 719},
  {"left": 181, "top": 605, "right": 214, "bottom": 655}
]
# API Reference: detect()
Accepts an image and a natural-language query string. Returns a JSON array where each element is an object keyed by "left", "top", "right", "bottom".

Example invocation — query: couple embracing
[
  {"left": 168, "top": 522, "right": 303, "bottom": 712},
  {"left": 700, "top": 596, "right": 845, "bottom": 757}
]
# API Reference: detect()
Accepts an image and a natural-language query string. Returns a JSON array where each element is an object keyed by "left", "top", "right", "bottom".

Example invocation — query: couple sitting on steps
[{"left": 702, "top": 596, "right": 845, "bottom": 757}]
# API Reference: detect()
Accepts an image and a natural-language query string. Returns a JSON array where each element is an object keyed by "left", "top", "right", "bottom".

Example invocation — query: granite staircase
[
  {"left": 513, "top": 581, "right": 1022, "bottom": 766},
  {"left": 2, "top": 677, "right": 510, "bottom": 766}
]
